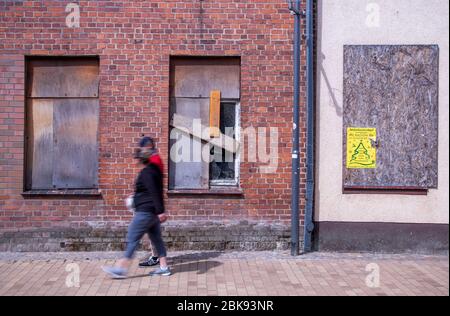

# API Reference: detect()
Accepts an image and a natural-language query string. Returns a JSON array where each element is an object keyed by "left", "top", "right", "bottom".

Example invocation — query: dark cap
[{"left": 138, "top": 136, "right": 154, "bottom": 148}]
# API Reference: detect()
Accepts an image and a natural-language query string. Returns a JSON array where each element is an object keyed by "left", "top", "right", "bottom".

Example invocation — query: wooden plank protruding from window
[
  {"left": 209, "top": 90, "right": 221, "bottom": 138},
  {"left": 171, "top": 113, "right": 239, "bottom": 154}
]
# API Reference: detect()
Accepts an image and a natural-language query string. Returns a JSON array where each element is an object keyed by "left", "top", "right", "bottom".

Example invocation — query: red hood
[{"left": 149, "top": 154, "right": 164, "bottom": 173}]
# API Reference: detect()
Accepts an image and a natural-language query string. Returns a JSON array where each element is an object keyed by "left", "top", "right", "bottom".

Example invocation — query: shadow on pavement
[
  {"left": 169, "top": 251, "right": 223, "bottom": 264},
  {"left": 124, "top": 252, "right": 224, "bottom": 279}
]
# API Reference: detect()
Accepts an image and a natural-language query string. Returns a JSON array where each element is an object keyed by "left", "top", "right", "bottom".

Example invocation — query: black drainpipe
[
  {"left": 290, "top": 0, "right": 302, "bottom": 256},
  {"left": 303, "top": 0, "right": 315, "bottom": 253}
]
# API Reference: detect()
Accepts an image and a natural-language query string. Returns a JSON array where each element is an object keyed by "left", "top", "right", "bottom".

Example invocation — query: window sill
[
  {"left": 343, "top": 186, "right": 428, "bottom": 195},
  {"left": 22, "top": 189, "right": 102, "bottom": 199},
  {"left": 167, "top": 188, "right": 243, "bottom": 197}
]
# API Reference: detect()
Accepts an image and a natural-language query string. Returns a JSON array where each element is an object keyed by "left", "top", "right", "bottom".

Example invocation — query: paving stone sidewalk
[{"left": 0, "top": 251, "right": 448, "bottom": 296}]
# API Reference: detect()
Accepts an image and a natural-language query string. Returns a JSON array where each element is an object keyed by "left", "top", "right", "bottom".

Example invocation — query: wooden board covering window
[
  {"left": 27, "top": 99, "right": 54, "bottom": 189},
  {"left": 170, "top": 57, "right": 240, "bottom": 99},
  {"left": 25, "top": 57, "right": 99, "bottom": 190},
  {"left": 27, "top": 58, "right": 99, "bottom": 98},
  {"left": 343, "top": 45, "right": 439, "bottom": 189},
  {"left": 169, "top": 98, "right": 210, "bottom": 190},
  {"left": 53, "top": 99, "right": 99, "bottom": 189}
]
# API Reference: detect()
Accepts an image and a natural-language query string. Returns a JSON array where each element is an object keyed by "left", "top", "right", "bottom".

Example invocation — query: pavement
[{"left": 0, "top": 251, "right": 448, "bottom": 296}]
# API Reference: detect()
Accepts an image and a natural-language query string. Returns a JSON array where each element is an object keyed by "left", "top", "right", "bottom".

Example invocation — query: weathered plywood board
[
  {"left": 343, "top": 45, "right": 439, "bottom": 189},
  {"left": 168, "top": 98, "right": 210, "bottom": 190},
  {"left": 27, "top": 58, "right": 99, "bottom": 98},
  {"left": 171, "top": 57, "right": 240, "bottom": 99},
  {"left": 28, "top": 99, "right": 54, "bottom": 189},
  {"left": 53, "top": 99, "right": 99, "bottom": 189}
]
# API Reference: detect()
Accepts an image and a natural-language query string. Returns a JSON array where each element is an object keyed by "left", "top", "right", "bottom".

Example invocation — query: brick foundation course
[{"left": 0, "top": 220, "right": 293, "bottom": 252}]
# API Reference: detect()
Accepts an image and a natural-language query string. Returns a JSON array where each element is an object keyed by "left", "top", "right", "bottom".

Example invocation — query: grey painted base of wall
[
  {"left": 0, "top": 221, "right": 292, "bottom": 252},
  {"left": 314, "top": 222, "right": 449, "bottom": 254}
]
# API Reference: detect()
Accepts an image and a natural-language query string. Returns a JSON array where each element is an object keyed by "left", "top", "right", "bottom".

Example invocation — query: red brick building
[{"left": 0, "top": 0, "right": 307, "bottom": 251}]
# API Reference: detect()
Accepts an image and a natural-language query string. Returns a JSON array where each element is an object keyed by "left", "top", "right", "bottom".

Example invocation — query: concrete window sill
[
  {"left": 167, "top": 188, "right": 243, "bottom": 197},
  {"left": 22, "top": 189, "right": 102, "bottom": 199}
]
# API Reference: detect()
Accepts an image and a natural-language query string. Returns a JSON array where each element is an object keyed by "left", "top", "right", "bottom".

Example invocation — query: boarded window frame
[
  {"left": 168, "top": 56, "right": 241, "bottom": 191},
  {"left": 24, "top": 56, "right": 100, "bottom": 191}
]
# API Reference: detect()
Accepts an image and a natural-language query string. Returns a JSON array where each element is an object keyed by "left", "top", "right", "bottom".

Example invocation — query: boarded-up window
[
  {"left": 169, "top": 57, "right": 240, "bottom": 190},
  {"left": 343, "top": 45, "right": 439, "bottom": 190},
  {"left": 25, "top": 57, "right": 99, "bottom": 190}
]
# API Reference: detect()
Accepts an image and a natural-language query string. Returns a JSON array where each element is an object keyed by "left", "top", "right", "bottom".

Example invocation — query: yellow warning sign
[{"left": 346, "top": 127, "right": 377, "bottom": 169}]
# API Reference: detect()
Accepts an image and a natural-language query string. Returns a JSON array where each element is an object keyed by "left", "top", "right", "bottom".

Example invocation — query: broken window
[
  {"left": 25, "top": 57, "right": 100, "bottom": 190},
  {"left": 169, "top": 57, "right": 241, "bottom": 190},
  {"left": 210, "top": 102, "right": 239, "bottom": 186}
]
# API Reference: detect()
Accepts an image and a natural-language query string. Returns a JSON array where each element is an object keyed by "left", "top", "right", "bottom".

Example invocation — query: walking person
[
  {"left": 102, "top": 136, "right": 171, "bottom": 278},
  {"left": 125, "top": 194, "right": 161, "bottom": 268}
]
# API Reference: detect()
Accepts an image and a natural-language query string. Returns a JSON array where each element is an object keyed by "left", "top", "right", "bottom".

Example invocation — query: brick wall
[{"left": 0, "top": 0, "right": 307, "bottom": 250}]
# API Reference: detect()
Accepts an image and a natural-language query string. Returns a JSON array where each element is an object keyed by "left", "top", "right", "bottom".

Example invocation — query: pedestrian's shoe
[
  {"left": 139, "top": 256, "right": 159, "bottom": 268},
  {"left": 149, "top": 266, "right": 171, "bottom": 276},
  {"left": 101, "top": 266, "right": 128, "bottom": 279}
]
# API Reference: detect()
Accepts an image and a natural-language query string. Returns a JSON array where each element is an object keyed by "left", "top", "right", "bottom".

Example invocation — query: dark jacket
[{"left": 134, "top": 163, "right": 165, "bottom": 214}]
